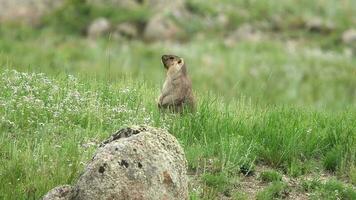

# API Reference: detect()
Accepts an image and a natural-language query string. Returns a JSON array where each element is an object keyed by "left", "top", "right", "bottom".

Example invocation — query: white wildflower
[{"left": 120, "top": 87, "right": 131, "bottom": 94}]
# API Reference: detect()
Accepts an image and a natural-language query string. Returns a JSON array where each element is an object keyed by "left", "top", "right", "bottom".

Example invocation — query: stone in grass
[
  {"left": 342, "top": 29, "right": 356, "bottom": 45},
  {"left": 87, "top": 17, "right": 111, "bottom": 39},
  {"left": 143, "top": 14, "right": 182, "bottom": 42},
  {"left": 42, "top": 185, "right": 73, "bottom": 200},
  {"left": 115, "top": 22, "right": 138, "bottom": 39},
  {"left": 42, "top": 125, "right": 188, "bottom": 200},
  {"left": 305, "top": 17, "right": 334, "bottom": 33}
]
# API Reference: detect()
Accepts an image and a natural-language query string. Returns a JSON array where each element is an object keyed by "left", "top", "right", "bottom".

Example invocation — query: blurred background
[{"left": 0, "top": 0, "right": 355, "bottom": 109}]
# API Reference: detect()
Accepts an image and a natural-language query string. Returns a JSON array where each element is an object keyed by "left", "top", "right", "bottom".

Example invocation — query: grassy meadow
[{"left": 0, "top": 0, "right": 356, "bottom": 199}]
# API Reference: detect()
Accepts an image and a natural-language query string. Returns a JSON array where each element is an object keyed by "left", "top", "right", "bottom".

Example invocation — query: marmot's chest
[{"left": 163, "top": 75, "right": 183, "bottom": 89}]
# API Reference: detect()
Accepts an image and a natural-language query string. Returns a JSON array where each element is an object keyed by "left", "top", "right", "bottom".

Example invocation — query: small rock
[
  {"left": 306, "top": 17, "right": 334, "bottom": 33},
  {"left": 216, "top": 13, "right": 229, "bottom": 28},
  {"left": 42, "top": 185, "right": 73, "bottom": 200},
  {"left": 144, "top": 14, "right": 182, "bottom": 41},
  {"left": 115, "top": 22, "right": 138, "bottom": 39},
  {"left": 87, "top": 17, "right": 111, "bottom": 39},
  {"left": 224, "top": 24, "right": 262, "bottom": 47},
  {"left": 342, "top": 29, "right": 356, "bottom": 45},
  {"left": 200, "top": 13, "right": 229, "bottom": 30}
]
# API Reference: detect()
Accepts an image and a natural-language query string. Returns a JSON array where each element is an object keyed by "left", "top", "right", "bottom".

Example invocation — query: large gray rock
[{"left": 43, "top": 125, "right": 188, "bottom": 200}]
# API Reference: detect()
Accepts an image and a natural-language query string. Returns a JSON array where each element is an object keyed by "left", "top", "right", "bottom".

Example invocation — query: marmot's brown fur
[{"left": 157, "top": 55, "right": 195, "bottom": 112}]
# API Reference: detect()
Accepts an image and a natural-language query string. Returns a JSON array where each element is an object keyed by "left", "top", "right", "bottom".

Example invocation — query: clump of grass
[
  {"left": 287, "top": 159, "right": 315, "bottom": 177},
  {"left": 189, "top": 192, "right": 200, "bottom": 200},
  {"left": 323, "top": 146, "right": 341, "bottom": 172},
  {"left": 239, "top": 160, "right": 255, "bottom": 176},
  {"left": 302, "top": 179, "right": 356, "bottom": 200},
  {"left": 200, "top": 172, "right": 238, "bottom": 199},
  {"left": 232, "top": 191, "right": 249, "bottom": 200},
  {"left": 287, "top": 159, "right": 304, "bottom": 177},
  {"left": 350, "top": 167, "right": 356, "bottom": 185},
  {"left": 256, "top": 181, "right": 289, "bottom": 200},
  {"left": 259, "top": 170, "right": 282, "bottom": 183},
  {"left": 321, "top": 180, "right": 356, "bottom": 200},
  {"left": 301, "top": 178, "right": 324, "bottom": 193},
  {"left": 202, "top": 173, "right": 230, "bottom": 192},
  {"left": 200, "top": 186, "right": 220, "bottom": 200}
]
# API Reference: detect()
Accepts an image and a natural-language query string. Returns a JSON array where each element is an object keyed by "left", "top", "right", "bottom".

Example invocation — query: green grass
[
  {"left": 185, "top": 0, "right": 356, "bottom": 48},
  {"left": 302, "top": 179, "right": 356, "bottom": 200},
  {"left": 35, "top": 0, "right": 356, "bottom": 41},
  {"left": 1, "top": 27, "right": 355, "bottom": 110},
  {"left": 0, "top": 69, "right": 355, "bottom": 199},
  {"left": 0, "top": 1, "right": 356, "bottom": 199},
  {"left": 40, "top": 0, "right": 151, "bottom": 35},
  {"left": 232, "top": 192, "right": 249, "bottom": 200},
  {"left": 256, "top": 181, "right": 289, "bottom": 200},
  {"left": 259, "top": 170, "right": 282, "bottom": 183},
  {"left": 202, "top": 173, "right": 229, "bottom": 190}
]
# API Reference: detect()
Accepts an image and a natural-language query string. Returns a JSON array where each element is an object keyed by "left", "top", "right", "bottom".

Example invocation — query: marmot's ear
[
  {"left": 178, "top": 58, "right": 184, "bottom": 65},
  {"left": 177, "top": 58, "right": 184, "bottom": 71}
]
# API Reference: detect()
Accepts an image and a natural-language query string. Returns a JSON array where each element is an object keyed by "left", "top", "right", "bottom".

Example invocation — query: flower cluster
[{"left": 0, "top": 70, "right": 154, "bottom": 134}]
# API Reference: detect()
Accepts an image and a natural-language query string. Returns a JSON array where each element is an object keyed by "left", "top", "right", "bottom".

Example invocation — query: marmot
[{"left": 157, "top": 55, "right": 195, "bottom": 112}]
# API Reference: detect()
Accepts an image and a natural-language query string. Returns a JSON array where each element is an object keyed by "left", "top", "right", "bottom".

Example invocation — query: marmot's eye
[
  {"left": 169, "top": 56, "right": 174, "bottom": 60},
  {"left": 178, "top": 59, "right": 182, "bottom": 64}
]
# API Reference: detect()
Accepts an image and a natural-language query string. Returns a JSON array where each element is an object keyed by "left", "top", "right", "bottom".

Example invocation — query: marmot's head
[{"left": 161, "top": 55, "right": 184, "bottom": 71}]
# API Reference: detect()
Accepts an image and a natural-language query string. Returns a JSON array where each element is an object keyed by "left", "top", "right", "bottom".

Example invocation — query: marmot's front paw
[{"left": 157, "top": 97, "right": 162, "bottom": 108}]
